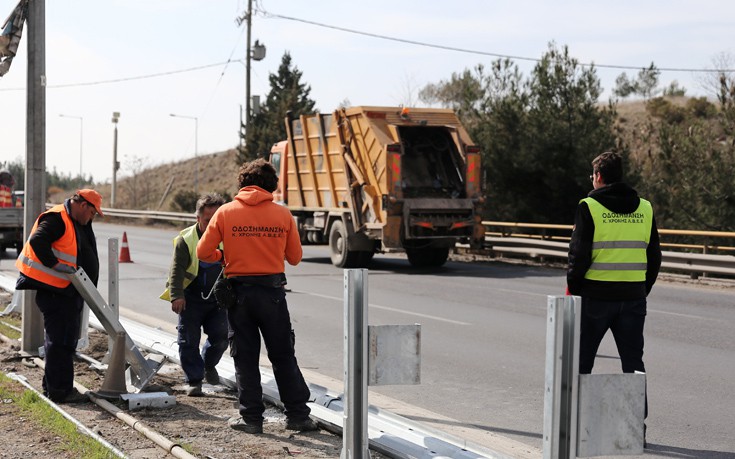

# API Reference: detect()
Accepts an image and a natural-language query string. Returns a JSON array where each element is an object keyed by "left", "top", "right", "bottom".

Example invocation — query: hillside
[{"left": 58, "top": 149, "right": 244, "bottom": 215}]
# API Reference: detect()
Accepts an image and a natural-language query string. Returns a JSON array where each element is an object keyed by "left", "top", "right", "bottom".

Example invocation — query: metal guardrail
[
  {"left": 482, "top": 221, "right": 735, "bottom": 277},
  {"left": 99, "top": 207, "right": 196, "bottom": 223},
  {"left": 79, "top": 207, "right": 735, "bottom": 277}
]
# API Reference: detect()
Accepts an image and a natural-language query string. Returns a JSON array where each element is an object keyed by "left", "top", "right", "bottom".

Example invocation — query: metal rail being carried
[{"left": 68, "top": 267, "right": 164, "bottom": 391}]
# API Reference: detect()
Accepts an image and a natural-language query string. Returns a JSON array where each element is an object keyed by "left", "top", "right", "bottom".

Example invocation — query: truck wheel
[
  {"left": 329, "top": 220, "right": 362, "bottom": 268},
  {"left": 406, "top": 247, "right": 449, "bottom": 267}
]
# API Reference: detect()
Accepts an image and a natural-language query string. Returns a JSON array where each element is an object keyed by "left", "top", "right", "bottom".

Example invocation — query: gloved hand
[{"left": 53, "top": 263, "right": 76, "bottom": 274}]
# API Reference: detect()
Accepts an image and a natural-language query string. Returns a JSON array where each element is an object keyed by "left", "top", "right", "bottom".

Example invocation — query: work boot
[
  {"left": 185, "top": 383, "right": 203, "bottom": 397},
  {"left": 228, "top": 416, "right": 263, "bottom": 434},
  {"left": 57, "top": 388, "right": 90, "bottom": 404},
  {"left": 204, "top": 367, "right": 220, "bottom": 385},
  {"left": 285, "top": 417, "right": 319, "bottom": 432}
]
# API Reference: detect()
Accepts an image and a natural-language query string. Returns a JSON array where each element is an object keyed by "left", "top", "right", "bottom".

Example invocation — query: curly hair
[
  {"left": 592, "top": 151, "right": 623, "bottom": 184},
  {"left": 237, "top": 158, "right": 278, "bottom": 192},
  {"left": 195, "top": 193, "right": 226, "bottom": 217}
]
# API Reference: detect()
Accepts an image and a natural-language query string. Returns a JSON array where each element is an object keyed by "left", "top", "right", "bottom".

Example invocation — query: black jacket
[
  {"left": 567, "top": 182, "right": 661, "bottom": 300},
  {"left": 16, "top": 199, "right": 99, "bottom": 296}
]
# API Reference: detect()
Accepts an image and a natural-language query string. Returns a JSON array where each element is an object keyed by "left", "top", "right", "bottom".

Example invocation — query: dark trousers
[
  {"left": 35, "top": 289, "right": 84, "bottom": 401},
  {"left": 177, "top": 293, "right": 229, "bottom": 384},
  {"left": 227, "top": 284, "right": 311, "bottom": 423},
  {"left": 579, "top": 297, "right": 648, "bottom": 417}
]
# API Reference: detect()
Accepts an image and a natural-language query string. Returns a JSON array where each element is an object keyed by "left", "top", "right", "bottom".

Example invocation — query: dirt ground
[{"left": 0, "top": 293, "right": 384, "bottom": 459}]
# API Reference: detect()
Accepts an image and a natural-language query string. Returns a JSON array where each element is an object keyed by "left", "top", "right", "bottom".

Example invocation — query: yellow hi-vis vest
[
  {"left": 583, "top": 197, "right": 653, "bottom": 282},
  {"left": 160, "top": 225, "right": 201, "bottom": 301}
]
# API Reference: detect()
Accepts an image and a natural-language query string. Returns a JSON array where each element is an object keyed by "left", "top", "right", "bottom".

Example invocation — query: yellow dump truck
[{"left": 269, "top": 106, "right": 485, "bottom": 268}]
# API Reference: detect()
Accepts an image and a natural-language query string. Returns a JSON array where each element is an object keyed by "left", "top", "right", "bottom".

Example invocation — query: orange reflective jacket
[{"left": 16, "top": 204, "right": 78, "bottom": 288}]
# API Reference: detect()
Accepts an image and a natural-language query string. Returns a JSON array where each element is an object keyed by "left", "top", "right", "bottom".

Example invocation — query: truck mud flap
[{"left": 402, "top": 198, "right": 475, "bottom": 240}]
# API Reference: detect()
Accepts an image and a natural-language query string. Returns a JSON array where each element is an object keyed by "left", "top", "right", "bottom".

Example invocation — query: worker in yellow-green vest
[
  {"left": 567, "top": 151, "right": 661, "bottom": 446},
  {"left": 161, "top": 193, "right": 228, "bottom": 396}
]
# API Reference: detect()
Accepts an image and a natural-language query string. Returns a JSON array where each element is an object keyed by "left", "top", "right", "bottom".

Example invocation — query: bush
[
  {"left": 686, "top": 97, "right": 717, "bottom": 119},
  {"left": 646, "top": 98, "right": 686, "bottom": 124},
  {"left": 171, "top": 190, "right": 199, "bottom": 213}
]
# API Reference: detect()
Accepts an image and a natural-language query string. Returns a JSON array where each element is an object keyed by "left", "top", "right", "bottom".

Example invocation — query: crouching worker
[
  {"left": 197, "top": 159, "right": 318, "bottom": 434},
  {"left": 15, "top": 189, "right": 105, "bottom": 403},
  {"left": 161, "top": 193, "right": 229, "bottom": 396}
]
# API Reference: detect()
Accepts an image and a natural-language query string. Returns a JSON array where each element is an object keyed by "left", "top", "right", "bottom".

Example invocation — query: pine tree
[{"left": 237, "top": 52, "right": 316, "bottom": 164}]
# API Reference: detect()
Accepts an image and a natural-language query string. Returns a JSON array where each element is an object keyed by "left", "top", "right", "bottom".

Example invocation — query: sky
[{"left": 1, "top": 0, "right": 734, "bottom": 184}]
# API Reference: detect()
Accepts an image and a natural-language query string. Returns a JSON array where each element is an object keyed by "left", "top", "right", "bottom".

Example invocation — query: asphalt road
[{"left": 3, "top": 221, "right": 734, "bottom": 458}]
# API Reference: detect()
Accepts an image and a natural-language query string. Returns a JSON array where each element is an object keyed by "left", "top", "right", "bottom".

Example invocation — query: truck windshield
[
  {"left": 398, "top": 126, "right": 465, "bottom": 199},
  {"left": 270, "top": 153, "right": 281, "bottom": 177}
]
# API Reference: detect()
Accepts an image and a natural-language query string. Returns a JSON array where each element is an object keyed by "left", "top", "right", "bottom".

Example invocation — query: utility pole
[
  {"left": 22, "top": 0, "right": 46, "bottom": 354},
  {"left": 238, "top": 0, "right": 265, "bottom": 152},
  {"left": 245, "top": 0, "right": 253, "bottom": 129},
  {"left": 111, "top": 112, "right": 120, "bottom": 207}
]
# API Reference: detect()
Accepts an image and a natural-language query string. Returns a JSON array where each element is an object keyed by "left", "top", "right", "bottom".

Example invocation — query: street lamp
[
  {"left": 111, "top": 112, "right": 121, "bottom": 207},
  {"left": 59, "top": 114, "right": 83, "bottom": 178},
  {"left": 169, "top": 113, "right": 198, "bottom": 195}
]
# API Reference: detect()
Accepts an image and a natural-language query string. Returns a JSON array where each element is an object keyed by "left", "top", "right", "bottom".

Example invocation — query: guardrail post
[
  {"left": 543, "top": 295, "right": 580, "bottom": 459},
  {"left": 103, "top": 238, "right": 120, "bottom": 363},
  {"left": 342, "top": 269, "right": 370, "bottom": 459}
]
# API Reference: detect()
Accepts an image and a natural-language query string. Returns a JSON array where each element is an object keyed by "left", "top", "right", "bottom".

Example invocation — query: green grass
[
  {"left": 0, "top": 319, "right": 21, "bottom": 340},
  {"left": 0, "top": 372, "right": 118, "bottom": 458}
]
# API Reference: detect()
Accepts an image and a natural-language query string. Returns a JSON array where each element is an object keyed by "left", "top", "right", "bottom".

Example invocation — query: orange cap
[{"left": 77, "top": 189, "right": 105, "bottom": 217}]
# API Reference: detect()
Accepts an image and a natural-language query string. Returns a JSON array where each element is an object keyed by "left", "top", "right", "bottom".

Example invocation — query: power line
[
  {"left": 257, "top": 9, "right": 735, "bottom": 74},
  {"left": 0, "top": 60, "right": 243, "bottom": 92}
]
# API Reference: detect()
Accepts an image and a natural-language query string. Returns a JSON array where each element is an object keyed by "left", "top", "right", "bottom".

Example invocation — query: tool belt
[{"left": 213, "top": 273, "right": 287, "bottom": 309}]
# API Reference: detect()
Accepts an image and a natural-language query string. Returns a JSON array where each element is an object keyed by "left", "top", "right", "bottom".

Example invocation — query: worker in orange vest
[
  {"left": 15, "top": 189, "right": 105, "bottom": 404},
  {"left": 0, "top": 169, "right": 14, "bottom": 207}
]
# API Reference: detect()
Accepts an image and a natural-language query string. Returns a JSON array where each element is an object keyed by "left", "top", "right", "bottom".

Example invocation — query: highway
[{"left": 3, "top": 221, "right": 734, "bottom": 458}]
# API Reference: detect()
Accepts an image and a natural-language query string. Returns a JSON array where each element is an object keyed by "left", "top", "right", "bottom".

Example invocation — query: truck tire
[
  {"left": 406, "top": 247, "right": 449, "bottom": 267},
  {"left": 329, "top": 220, "right": 365, "bottom": 268}
]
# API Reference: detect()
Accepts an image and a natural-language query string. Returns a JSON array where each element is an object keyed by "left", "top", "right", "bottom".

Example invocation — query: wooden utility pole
[{"left": 22, "top": 0, "right": 46, "bottom": 354}]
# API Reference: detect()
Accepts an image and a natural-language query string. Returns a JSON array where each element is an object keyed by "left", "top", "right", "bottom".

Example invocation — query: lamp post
[
  {"left": 59, "top": 114, "right": 83, "bottom": 178},
  {"left": 169, "top": 113, "right": 198, "bottom": 195},
  {"left": 111, "top": 112, "right": 121, "bottom": 207}
]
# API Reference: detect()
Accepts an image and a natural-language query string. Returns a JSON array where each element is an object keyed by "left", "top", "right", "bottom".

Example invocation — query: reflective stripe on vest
[
  {"left": 583, "top": 197, "right": 652, "bottom": 282},
  {"left": 160, "top": 224, "right": 199, "bottom": 301},
  {"left": 15, "top": 204, "right": 78, "bottom": 288}
]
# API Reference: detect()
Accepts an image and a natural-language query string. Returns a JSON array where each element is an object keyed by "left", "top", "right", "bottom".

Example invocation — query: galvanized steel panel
[
  {"left": 368, "top": 324, "right": 421, "bottom": 386},
  {"left": 577, "top": 373, "right": 646, "bottom": 457}
]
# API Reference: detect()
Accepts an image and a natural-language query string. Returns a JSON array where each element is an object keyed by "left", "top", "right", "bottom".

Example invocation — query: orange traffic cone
[{"left": 119, "top": 231, "right": 133, "bottom": 263}]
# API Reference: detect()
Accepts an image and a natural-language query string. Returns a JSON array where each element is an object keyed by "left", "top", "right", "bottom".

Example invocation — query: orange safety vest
[
  {"left": 0, "top": 185, "right": 12, "bottom": 208},
  {"left": 16, "top": 204, "right": 78, "bottom": 288}
]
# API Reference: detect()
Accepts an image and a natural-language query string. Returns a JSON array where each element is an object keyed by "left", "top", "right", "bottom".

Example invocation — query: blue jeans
[
  {"left": 227, "top": 283, "right": 311, "bottom": 423},
  {"left": 177, "top": 293, "right": 229, "bottom": 384}
]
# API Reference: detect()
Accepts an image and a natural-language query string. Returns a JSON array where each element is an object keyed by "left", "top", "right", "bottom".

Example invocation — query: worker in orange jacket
[
  {"left": 16, "top": 189, "right": 104, "bottom": 404},
  {"left": 0, "top": 169, "right": 14, "bottom": 207},
  {"left": 197, "top": 158, "right": 317, "bottom": 434}
]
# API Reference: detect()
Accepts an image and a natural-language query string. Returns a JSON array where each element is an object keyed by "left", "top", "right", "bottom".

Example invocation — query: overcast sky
[{"left": 2, "top": 0, "right": 734, "bottom": 184}]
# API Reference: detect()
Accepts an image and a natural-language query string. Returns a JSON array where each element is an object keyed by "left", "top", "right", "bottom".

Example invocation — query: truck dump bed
[{"left": 274, "top": 106, "right": 484, "bottom": 267}]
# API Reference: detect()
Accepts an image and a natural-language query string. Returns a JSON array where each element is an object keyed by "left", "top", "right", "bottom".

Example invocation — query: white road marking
[{"left": 297, "top": 291, "right": 471, "bottom": 326}]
